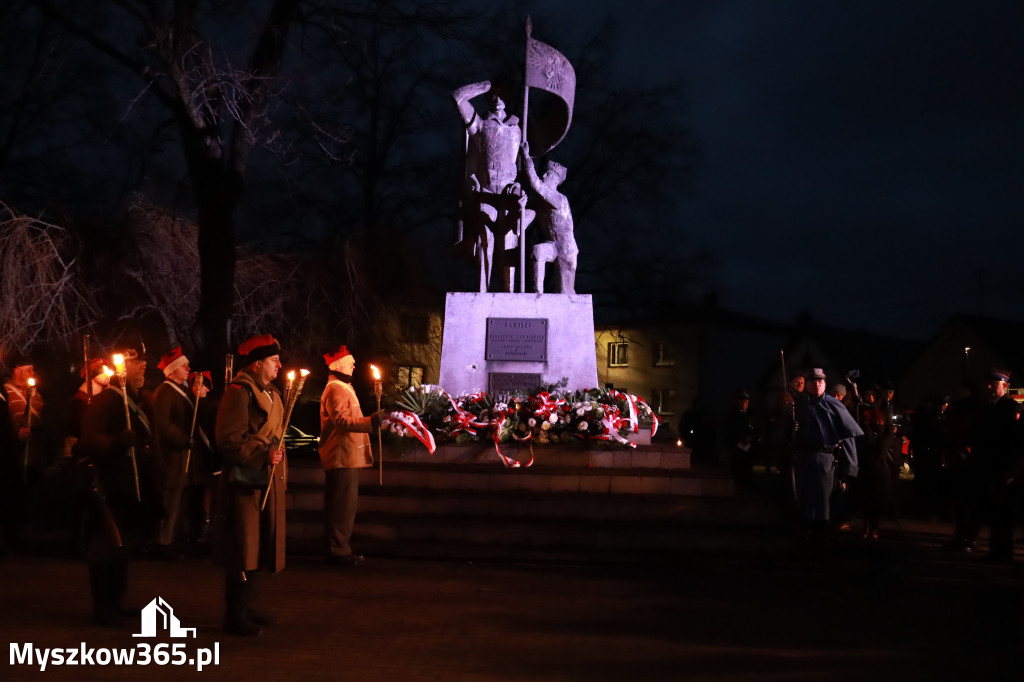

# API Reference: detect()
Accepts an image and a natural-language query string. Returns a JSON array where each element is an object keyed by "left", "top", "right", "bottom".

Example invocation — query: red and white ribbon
[{"left": 383, "top": 411, "right": 436, "bottom": 454}]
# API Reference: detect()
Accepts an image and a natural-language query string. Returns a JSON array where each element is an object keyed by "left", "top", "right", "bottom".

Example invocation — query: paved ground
[{"left": 2, "top": 510, "right": 1022, "bottom": 682}]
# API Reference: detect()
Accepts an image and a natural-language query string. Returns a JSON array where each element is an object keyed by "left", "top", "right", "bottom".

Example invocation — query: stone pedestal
[{"left": 439, "top": 292, "right": 598, "bottom": 397}]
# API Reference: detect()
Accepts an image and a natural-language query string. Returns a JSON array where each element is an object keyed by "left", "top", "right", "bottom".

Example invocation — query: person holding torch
[
  {"left": 214, "top": 334, "right": 286, "bottom": 636},
  {"left": 319, "top": 345, "right": 383, "bottom": 568},
  {"left": 152, "top": 346, "right": 210, "bottom": 560},
  {"left": 80, "top": 340, "right": 162, "bottom": 628}
]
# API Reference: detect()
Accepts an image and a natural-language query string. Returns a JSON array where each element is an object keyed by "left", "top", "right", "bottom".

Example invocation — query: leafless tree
[{"left": 0, "top": 202, "right": 99, "bottom": 361}]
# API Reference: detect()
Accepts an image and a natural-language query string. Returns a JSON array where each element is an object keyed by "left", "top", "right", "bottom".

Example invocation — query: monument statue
[
  {"left": 452, "top": 18, "right": 576, "bottom": 295},
  {"left": 439, "top": 19, "right": 597, "bottom": 398},
  {"left": 520, "top": 142, "right": 577, "bottom": 294},
  {"left": 453, "top": 81, "right": 535, "bottom": 293}
]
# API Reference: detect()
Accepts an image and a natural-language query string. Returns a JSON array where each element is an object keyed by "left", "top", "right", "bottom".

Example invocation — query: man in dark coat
[
  {"left": 79, "top": 343, "right": 162, "bottom": 627},
  {"left": 975, "top": 370, "right": 1022, "bottom": 563},
  {"left": 779, "top": 368, "right": 863, "bottom": 547}
]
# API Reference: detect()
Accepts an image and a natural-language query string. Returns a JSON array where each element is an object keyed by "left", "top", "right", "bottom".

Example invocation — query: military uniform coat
[
  {"left": 785, "top": 393, "right": 864, "bottom": 521},
  {"left": 79, "top": 385, "right": 163, "bottom": 556},
  {"left": 215, "top": 370, "right": 286, "bottom": 574}
]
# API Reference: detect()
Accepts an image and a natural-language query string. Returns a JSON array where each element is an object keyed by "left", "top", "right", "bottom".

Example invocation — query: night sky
[{"left": 539, "top": 0, "right": 1022, "bottom": 339}]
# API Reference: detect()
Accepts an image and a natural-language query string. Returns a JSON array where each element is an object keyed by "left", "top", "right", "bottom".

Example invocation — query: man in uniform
[
  {"left": 80, "top": 342, "right": 162, "bottom": 627},
  {"left": 4, "top": 350, "right": 45, "bottom": 482},
  {"left": 153, "top": 346, "right": 207, "bottom": 559},
  {"left": 0, "top": 349, "right": 19, "bottom": 556},
  {"left": 975, "top": 370, "right": 1022, "bottom": 563},
  {"left": 215, "top": 334, "right": 286, "bottom": 636},
  {"left": 67, "top": 358, "right": 111, "bottom": 452},
  {"left": 780, "top": 368, "right": 863, "bottom": 548},
  {"left": 319, "top": 345, "right": 381, "bottom": 567}
]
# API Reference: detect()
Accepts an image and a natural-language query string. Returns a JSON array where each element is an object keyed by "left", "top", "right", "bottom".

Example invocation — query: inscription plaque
[
  {"left": 488, "top": 372, "right": 543, "bottom": 395},
  {"left": 486, "top": 318, "right": 548, "bottom": 361}
]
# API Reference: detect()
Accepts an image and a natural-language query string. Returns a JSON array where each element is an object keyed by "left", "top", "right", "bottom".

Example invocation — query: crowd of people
[
  {"left": 0, "top": 334, "right": 381, "bottom": 636},
  {"left": 705, "top": 367, "right": 1024, "bottom": 558}
]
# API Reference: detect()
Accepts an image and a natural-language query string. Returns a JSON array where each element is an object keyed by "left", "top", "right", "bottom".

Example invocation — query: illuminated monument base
[{"left": 438, "top": 292, "right": 598, "bottom": 397}]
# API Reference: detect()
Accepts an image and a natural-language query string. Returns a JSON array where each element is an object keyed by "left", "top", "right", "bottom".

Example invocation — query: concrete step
[
  {"left": 287, "top": 501, "right": 784, "bottom": 562},
  {"left": 282, "top": 448, "right": 779, "bottom": 560},
  {"left": 387, "top": 442, "right": 692, "bottom": 470},
  {"left": 287, "top": 457, "right": 727, "bottom": 498}
]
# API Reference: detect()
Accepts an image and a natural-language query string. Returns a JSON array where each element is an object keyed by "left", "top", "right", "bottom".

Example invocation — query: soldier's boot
[
  {"left": 244, "top": 571, "right": 278, "bottom": 627},
  {"left": 223, "top": 573, "right": 261, "bottom": 636}
]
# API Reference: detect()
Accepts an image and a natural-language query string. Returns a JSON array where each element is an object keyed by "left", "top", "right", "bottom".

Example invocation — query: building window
[
  {"left": 654, "top": 341, "right": 675, "bottom": 366},
  {"left": 607, "top": 342, "right": 628, "bottom": 367},
  {"left": 397, "top": 365, "right": 425, "bottom": 388},
  {"left": 651, "top": 388, "right": 674, "bottom": 415}
]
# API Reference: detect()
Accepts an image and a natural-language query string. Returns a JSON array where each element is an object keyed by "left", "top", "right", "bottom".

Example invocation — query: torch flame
[
  {"left": 113, "top": 354, "right": 125, "bottom": 372},
  {"left": 287, "top": 370, "right": 296, "bottom": 381},
  {"left": 300, "top": 368, "right": 310, "bottom": 377},
  {"left": 28, "top": 378, "right": 36, "bottom": 387},
  {"left": 370, "top": 365, "right": 381, "bottom": 381},
  {"left": 103, "top": 367, "right": 115, "bottom": 377}
]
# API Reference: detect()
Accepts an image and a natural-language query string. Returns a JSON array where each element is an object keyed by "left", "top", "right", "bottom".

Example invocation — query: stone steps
[{"left": 284, "top": 444, "right": 780, "bottom": 560}]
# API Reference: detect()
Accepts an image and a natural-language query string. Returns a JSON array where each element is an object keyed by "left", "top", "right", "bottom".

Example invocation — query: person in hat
[
  {"left": 215, "top": 334, "right": 286, "bottom": 636},
  {"left": 188, "top": 370, "right": 217, "bottom": 547},
  {"left": 0, "top": 350, "right": 20, "bottom": 556},
  {"left": 319, "top": 345, "right": 383, "bottom": 568},
  {"left": 778, "top": 368, "right": 863, "bottom": 549},
  {"left": 975, "top": 370, "right": 1022, "bottom": 563},
  {"left": 79, "top": 342, "right": 162, "bottom": 627},
  {"left": 67, "top": 358, "right": 111, "bottom": 453},
  {"left": 855, "top": 386, "right": 896, "bottom": 540},
  {"left": 152, "top": 346, "right": 209, "bottom": 560},
  {"left": 4, "top": 350, "right": 45, "bottom": 478},
  {"left": 724, "top": 390, "right": 758, "bottom": 487}
]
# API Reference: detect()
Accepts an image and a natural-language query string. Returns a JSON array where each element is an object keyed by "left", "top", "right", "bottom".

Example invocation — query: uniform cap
[{"left": 239, "top": 334, "right": 281, "bottom": 366}]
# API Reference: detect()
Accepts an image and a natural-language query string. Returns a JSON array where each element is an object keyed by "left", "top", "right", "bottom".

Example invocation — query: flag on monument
[{"left": 525, "top": 36, "right": 576, "bottom": 156}]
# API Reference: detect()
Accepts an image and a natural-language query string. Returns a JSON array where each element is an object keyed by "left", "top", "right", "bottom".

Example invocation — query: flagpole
[{"left": 519, "top": 16, "right": 533, "bottom": 294}]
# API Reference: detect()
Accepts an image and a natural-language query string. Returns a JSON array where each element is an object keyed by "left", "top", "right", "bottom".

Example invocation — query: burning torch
[
  {"left": 112, "top": 354, "right": 141, "bottom": 502},
  {"left": 371, "top": 365, "right": 383, "bottom": 485},
  {"left": 262, "top": 368, "right": 309, "bottom": 511},
  {"left": 22, "top": 377, "right": 36, "bottom": 483}
]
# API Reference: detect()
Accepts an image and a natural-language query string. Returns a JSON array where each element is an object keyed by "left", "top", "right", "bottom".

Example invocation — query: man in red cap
[
  {"left": 215, "top": 334, "right": 285, "bottom": 636},
  {"left": 0, "top": 349, "right": 20, "bottom": 556},
  {"left": 153, "top": 346, "right": 208, "bottom": 560},
  {"left": 319, "top": 345, "right": 382, "bottom": 567},
  {"left": 4, "top": 350, "right": 45, "bottom": 480}
]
